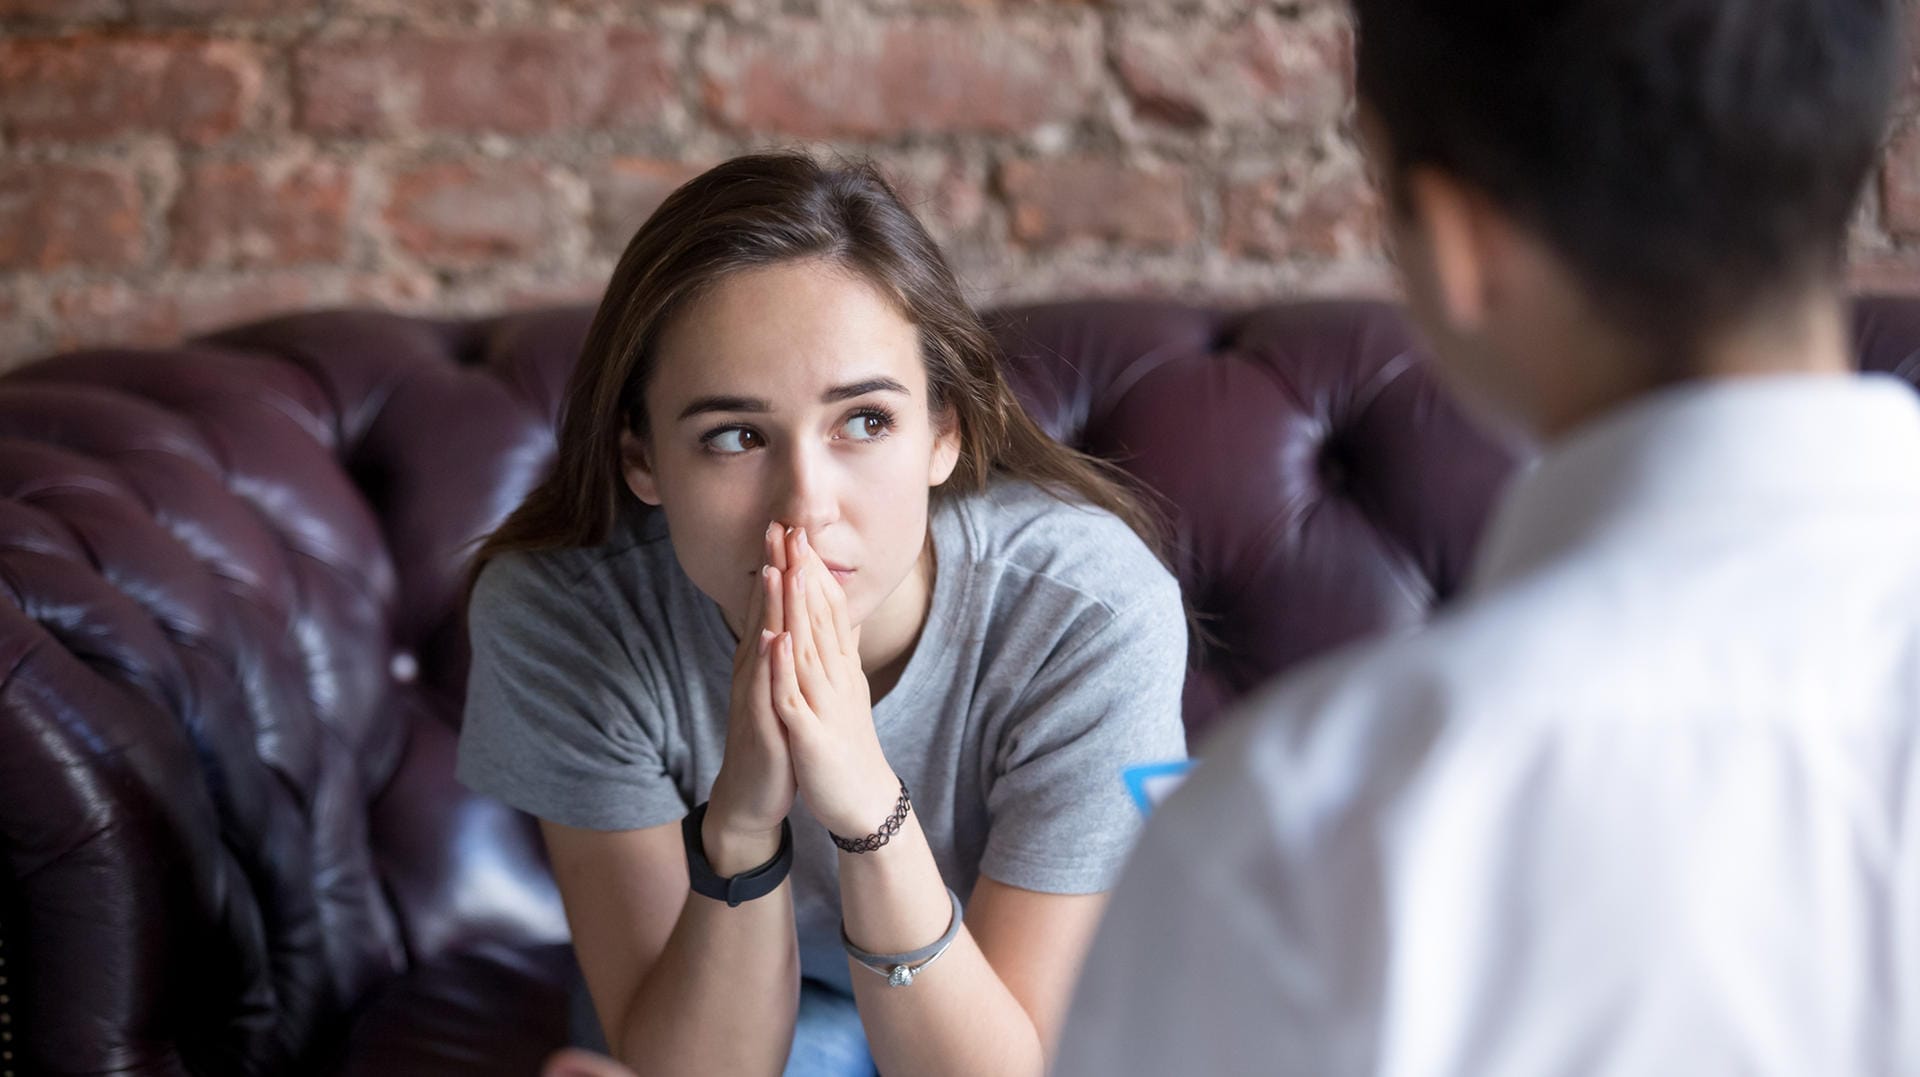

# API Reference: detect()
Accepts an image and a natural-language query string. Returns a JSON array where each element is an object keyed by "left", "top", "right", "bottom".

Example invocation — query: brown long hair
[{"left": 471, "top": 152, "right": 1165, "bottom": 579}]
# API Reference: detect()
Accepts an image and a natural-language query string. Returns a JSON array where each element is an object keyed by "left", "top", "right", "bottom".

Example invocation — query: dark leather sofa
[{"left": 5, "top": 296, "right": 1920, "bottom": 1073}]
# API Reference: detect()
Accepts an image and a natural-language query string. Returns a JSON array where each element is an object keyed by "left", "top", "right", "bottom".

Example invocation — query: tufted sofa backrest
[
  {"left": 0, "top": 309, "right": 580, "bottom": 1071},
  {"left": 5, "top": 297, "right": 1920, "bottom": 1070},
  {"left": 988, "top": 300, "right": 1518, "bottom": 731}
]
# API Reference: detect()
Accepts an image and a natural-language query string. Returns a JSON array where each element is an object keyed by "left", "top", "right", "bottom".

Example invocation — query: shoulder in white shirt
[{"left": 1056, "top": 374, "right": 1920, "bottom": 1077}]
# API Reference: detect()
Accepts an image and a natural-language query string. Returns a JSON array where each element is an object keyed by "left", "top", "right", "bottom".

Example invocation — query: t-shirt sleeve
[
  {"left": 455, "top": 551, "right": 689, "bottom": 832},
  {"left": 978, "top": 571, "right": 1189, "bottom": 894}
]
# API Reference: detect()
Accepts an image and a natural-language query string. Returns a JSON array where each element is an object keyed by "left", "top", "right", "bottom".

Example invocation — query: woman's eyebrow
[
  {"left": 678, "top": 394, "right": 770, "bottom": 420},
  {"left": 676, "top": 378, "right": 909, "bottom": 421},
  {"left": 823, "top": 377, "right": 910, "bottom": 402}
]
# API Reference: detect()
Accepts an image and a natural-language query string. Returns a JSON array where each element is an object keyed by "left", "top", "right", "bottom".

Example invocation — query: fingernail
[{"left": 759, "top": 629, "right": 774, "bottom": 655}]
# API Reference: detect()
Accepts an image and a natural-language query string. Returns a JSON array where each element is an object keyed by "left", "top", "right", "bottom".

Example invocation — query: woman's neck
[{"left": 857, "top": 532, "right": 937, "bottom": 703}]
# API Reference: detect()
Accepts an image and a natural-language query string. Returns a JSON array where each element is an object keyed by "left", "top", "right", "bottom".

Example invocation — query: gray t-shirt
[{"left": 456, "top": 479, "right": 1188, "bottom": 994}]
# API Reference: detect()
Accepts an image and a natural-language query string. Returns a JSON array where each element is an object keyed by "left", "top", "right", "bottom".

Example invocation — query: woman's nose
[{"left": 772, "top": 444, "right": 838, "bottom": 532}]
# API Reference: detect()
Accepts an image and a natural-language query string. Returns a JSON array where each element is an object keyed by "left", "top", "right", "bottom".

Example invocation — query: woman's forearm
[
  {"left": 616, "top": 825, "right": 801, "bottom": 1076},
  {"left": 838, "top": 815, "right": 1048, "bottom": 1077}
]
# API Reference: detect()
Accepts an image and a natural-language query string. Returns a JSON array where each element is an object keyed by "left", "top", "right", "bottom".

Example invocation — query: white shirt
[{"left": 1055, "top": 375, "right": 1920, "bottom": 1076}]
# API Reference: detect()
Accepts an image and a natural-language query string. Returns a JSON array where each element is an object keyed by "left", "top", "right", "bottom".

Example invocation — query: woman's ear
[
  {"left": 620, "top": 429, "right": 663, "bottom": 506},
  {"left": 928, "top": 408, "right": 962, "bottom": 488}
]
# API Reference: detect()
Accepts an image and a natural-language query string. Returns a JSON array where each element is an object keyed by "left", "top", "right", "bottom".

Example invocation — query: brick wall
[{"left": 0, "top": 0, "right": 1917, "bottom": 371}]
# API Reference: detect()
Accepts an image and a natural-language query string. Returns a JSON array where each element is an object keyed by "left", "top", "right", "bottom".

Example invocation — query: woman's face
[{"left": 622, "top": 259, "right": 962, "bottom": 634}]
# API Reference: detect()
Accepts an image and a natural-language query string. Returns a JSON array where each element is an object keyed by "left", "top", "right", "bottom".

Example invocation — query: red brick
[
  {"left": 876, "top": 152, "right": 988, "bottom": 241},
  {"left": 296, "top": 28, "right": 677, "bottom": 138},
  {"left": 50, "top": 273, "right": 329, "bottom": 352},
  {"left": 0, "top": 285, "right": 50, "bottom": 372},
  {"left": 175, "top": 274, "right": 317, "bottom": 336},
  {"left": 385, "top": 160, "right": 568, "bottom": 267},
  {"left": 171, "top": 156, "right": 352, "bottom": 269},
  {"left": 50, "top": 282, "right": 181, "bottom": 350},
  {"left": 343, "top": 269, "right": 439, "bottom": 309},
  {"left": 1222, "top": 154, "right": 1381, "bottom": 261},
  {"left": 499, "top": 270, "right": 614, "bottom": 310},
  {"left": 590, "top": 158, "right": 706, "bottom": 253},
  {"left": 1114, "top": 9, "right": 1352, "bottom": 132},
  {"left": 0, "top": 0, "right": 123, "bottom": 18},
  {"left": 130, "top": 0, "right": 322, "bottom": 17},
  {"left": 1883, "top": 123, "right": 1920, "bottom": 239},
  {"left": 332, "top": 0, "right": 516, "bottom": 17},
  {"left": 584, "top": 154, "right": 990, "bottom": 254},
  {"left": 999, "top": 156, "right": 1195, "bottom": 250},
  {"left": 0, "top": 35, "right": 263, "bottom": 145},
  {"left": 868, "top": 0, "right": 1099, "bottom": 6},
  {"left": 701, "top": 18, "right": 1099, "bottom": 138},
  {"left": 41, "top": 272, "right": 449, "bottom": 359},
  {"left": 0, "top": 161, "right": 145, "bottom": 271}
]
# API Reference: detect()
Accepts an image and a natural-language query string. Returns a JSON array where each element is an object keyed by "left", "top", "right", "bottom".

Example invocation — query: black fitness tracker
[{"left": 681, "top": 801, "right": 794, "bottom": 907}]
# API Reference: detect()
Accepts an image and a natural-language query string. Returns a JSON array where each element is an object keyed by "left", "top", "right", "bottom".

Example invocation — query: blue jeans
[
  {"left": 568, "top": 960, "right": 875, "bottom": 1076},
  {"left": 783, "top": 981, "right": 877, "bottom": 1077}
]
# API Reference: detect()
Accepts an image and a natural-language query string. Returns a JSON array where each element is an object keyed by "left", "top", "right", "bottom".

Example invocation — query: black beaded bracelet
[{"left": 830, "top": 778, "right": 911, "bottom": 853}]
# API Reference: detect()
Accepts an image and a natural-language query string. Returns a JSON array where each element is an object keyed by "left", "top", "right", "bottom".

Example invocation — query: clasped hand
[{"left": 706, "top": 522, "right": 900, "bottom": 846}]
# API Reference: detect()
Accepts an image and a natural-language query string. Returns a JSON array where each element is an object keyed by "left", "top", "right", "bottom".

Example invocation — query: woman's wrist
[
  {"left": 701, "top": 811, "right": 786, "bottom": 877},
  {"left": 828, "top": 771, "right": 911, "bottom": 851}
]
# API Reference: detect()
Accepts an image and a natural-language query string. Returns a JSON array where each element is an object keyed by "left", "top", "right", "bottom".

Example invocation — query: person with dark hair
[
  {"left": 1056, "top": 1, "right": 1918, "bottom": 1073},
  {"left": 455, "top": 153, "right": 1187, "bottom": 1076}
]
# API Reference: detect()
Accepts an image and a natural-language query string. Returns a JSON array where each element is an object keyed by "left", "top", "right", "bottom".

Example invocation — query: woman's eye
[
  {"left": 839, "top": 411, "right": 892, "bottom": 441},
  {"left": 703, "top": 428, "right": 763, "bottom": 455}
]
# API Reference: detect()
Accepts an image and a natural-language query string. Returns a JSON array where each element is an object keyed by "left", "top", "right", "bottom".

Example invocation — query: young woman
[{"left": 457, "top": 153, "right": 1187, "bottom": 1077}]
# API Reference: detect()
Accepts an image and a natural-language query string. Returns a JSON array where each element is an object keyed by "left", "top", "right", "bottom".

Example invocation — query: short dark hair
[{"left": 1352, "top": 0, "right": 1904, "bottom": 352}]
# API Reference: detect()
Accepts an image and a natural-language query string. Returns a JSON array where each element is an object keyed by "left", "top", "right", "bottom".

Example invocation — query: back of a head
[{"left": 1351, "top": 0, "right": 1904, "bottom": 353}]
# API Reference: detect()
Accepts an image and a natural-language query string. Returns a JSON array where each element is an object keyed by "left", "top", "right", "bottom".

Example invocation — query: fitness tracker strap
[{"left": 681, "top": 801, "right": 794, "bottom": 908}]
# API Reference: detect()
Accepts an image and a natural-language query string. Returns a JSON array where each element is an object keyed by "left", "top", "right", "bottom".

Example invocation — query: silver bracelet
[{"left": 841, "top": 886, "right": 964, "bottom": 987}]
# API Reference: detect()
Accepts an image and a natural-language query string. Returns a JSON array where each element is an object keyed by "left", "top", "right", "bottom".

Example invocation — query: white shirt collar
[{"left": 1468, "top": 373, "right": 1920, "bottom": 593}]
